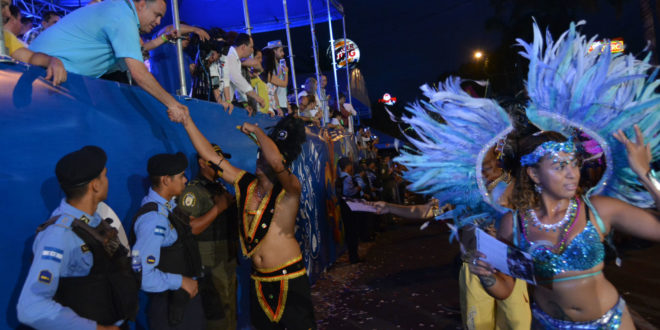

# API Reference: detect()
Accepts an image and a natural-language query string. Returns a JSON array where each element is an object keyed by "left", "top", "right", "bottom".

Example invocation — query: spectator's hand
[
  {"left": 167, "top": 103, "right": 190, "bottom": 123},
  {"left": 283, "top": 65, "right": 289, "bottom": 74},
  {"left": 193, "top": 27, "right": 210, "bottom": 41},
  {"left": 181, "top": 276, "right": 198, "bottom": 298},
  {"left": 45, "top": 57, "right": 67, "bottom": 86},
  {"left": 255, "top": 96, "right": 266, "bottom": 109},
  {"left": 276, "top": 108, "right": 284, "bottom": 117},
  {"left": 219, "top": 100, "right": 234, "bottom": 114},
  {"left": 613, "top": 124, "right": 652, "bottom": 177}
]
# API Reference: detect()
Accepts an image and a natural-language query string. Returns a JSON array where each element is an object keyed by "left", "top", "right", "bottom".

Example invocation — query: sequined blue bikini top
[{"left": 513, "top": 196, "right": 606, "bottom": 280}]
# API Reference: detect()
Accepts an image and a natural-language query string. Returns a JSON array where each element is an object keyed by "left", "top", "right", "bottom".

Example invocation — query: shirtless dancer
[{"left": 177, "top": 112, "right": 315, "bottom": 329}]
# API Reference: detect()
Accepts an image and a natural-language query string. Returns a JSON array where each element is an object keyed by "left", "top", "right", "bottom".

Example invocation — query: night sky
[{"left": 252, "top": 0, "right": 648, "bottom": 111}]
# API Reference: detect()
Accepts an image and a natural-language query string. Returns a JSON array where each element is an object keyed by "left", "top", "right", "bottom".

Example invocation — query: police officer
[
  {"left": 131, "top": 152, "right": 205, "bottom": 329},
  {"left": 17, "top": 146, "right": 139, "bottom": 330},
  {"left": 178, "top": 145, "right": 237, "bottom": 329},
  {"left": 337, "top": 157, "right": 362, "bottom": 263}
]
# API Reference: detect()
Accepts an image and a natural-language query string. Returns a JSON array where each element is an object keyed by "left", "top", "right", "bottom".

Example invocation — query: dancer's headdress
[
  {"left": 396, "top": 78, "right": 513, "bottom": 232},
  {"left": 397, "top": 20, "right": 660, "bottom": 235},
  {"left": 519, "top": 21, "right": 660, "bottom": 207}
]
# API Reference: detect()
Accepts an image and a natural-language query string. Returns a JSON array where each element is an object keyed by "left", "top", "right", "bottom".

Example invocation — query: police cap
[
  {"left": 55, "top": 146, "right": 107, "bottom": 188},
  {"left": 148, "top": 152, "right": 188, "bottom": 176}
]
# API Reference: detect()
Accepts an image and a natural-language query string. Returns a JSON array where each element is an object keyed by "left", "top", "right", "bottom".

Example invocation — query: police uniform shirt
[
  {"left": 179, "top": 176, "right": 226, "bottom": 241},
  {"left": 17, "top": 199, "right": 103, "bottom": 330},
  {"left": 340, "top": 171, "right": 360, "bottom": 197},
  {"left": 132, "top": 188, "right": 182, "bottom": 292}
]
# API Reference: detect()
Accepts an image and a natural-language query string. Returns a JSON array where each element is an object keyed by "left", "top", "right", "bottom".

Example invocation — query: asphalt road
[{"left": 311, "top": 218, "right": 660, "bottom": 329}]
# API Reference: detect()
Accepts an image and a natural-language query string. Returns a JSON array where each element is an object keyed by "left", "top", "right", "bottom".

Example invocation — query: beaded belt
[{"left": 251, "top": 255, "right": 307, "bottom": 282}]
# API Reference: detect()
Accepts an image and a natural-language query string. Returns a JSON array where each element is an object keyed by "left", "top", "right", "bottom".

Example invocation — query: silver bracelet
[{"left": 647, "top": 169, "right": 660, "bottom": 191}]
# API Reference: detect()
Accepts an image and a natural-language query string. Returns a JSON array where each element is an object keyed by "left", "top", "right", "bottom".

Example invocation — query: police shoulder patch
[
  {"left": 182, "top": 192, "right": 196, "bottom": 207},
  {"left": 41, "top": 246, "right": 64, "bottom": 263},
  {"left": 146, "top": 255, "right": 156, "bottom": 265},
  {"left": 38, "top": 270, "right": 52, "bottom": 284},
  {"left": 154, "top": 225, "right": 166, "bottom": 236}
]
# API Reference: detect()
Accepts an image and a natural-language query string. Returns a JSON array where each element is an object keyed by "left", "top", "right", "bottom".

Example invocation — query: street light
[{"left": 473, "top": 50, "right": 489, "bottom": 97}]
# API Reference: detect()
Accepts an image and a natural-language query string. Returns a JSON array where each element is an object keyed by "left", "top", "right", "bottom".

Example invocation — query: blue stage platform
[{"left": 0, "top": 62, "right": 357, "bottom": 329}]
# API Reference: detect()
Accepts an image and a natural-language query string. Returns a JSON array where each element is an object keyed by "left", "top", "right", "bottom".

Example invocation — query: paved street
[{"left": 311, "top": 218, "right": 660, "bottom": 329}]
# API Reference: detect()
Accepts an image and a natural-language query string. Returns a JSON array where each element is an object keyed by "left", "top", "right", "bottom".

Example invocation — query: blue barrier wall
[{"left": 0, "top": 63, "right": 356, "bottom": 329}]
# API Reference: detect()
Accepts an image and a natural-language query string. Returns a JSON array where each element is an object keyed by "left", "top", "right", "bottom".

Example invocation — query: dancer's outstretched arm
[
  {"left": 178, "top": 112, "right": 242, "bottom": 183},
  {"left": 370, "top": 200, "right": 446, "bottom": 219},
  {"left": 613, "top": 124, "right": 660, "bottom": 209},
  {"left": 587, "top": 124, "right": 660, "bottom": 241}
]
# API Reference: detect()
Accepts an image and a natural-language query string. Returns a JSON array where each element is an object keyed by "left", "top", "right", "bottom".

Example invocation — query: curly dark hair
[
  {"left": 268, "top": 116, "right": 307, "bottom": 165},
  {"left": 508, "top": 131, "right": 583, "bottom": 210}
]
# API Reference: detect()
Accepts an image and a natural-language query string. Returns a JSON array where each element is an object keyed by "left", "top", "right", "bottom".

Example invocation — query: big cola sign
[{"left": 327, "top": 39, "right": 360, "bottom": 69}]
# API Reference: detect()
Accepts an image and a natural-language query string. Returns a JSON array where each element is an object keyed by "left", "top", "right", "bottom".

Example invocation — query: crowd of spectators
[
  {"left": 336, "top": 147, "right": 410, "bottom": 262},
  {"left": 2, "top": 0, "right": 357, "bottom": 131}
]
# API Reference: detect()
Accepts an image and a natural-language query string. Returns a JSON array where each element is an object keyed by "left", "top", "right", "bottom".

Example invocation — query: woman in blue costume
[
  {"left": 470, "top": 128, "right": 660, "bottom": 329},
  {"left": 394, "top": 21, "right": 660, "bottom": 329}
]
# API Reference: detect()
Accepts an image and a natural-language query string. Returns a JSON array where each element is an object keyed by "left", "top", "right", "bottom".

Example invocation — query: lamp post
[{"left": 473, "top": 50, "right": 489, "bottom": 97}]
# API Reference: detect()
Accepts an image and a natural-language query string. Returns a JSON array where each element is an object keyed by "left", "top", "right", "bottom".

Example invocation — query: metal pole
[
  {"left": 341, "top": 15, "right": 354, "bottom": 133},
  {"left": 282, "top": 0, "right": 299, "bottom": 110},
  {"left": 171, "top": 0, "right": 187, "bottom": 96},
  {"left": 326, "top": 0, "right": 341, "bottom": 126},
  {"left": 0, "top": 8, "right": 8, "bottom": 57},
  {"left": 242, "top": 0, "right": 252, "bottom": 36},
  {"left": 307, "top": 0, "right": 326, "bottom": 126}
]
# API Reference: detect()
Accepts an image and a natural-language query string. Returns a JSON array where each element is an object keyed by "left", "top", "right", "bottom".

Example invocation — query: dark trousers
[
  {"left": 340, "top": 200, "right": 360, "bottom": 263},
  {"left": 147, "top": 291, "right": 206, "bottom": 330}
]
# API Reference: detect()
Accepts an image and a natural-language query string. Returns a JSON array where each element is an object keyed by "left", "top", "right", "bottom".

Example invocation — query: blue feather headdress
[
  {"left": 396, "top": 78, "right": 513, "bottom": 235},
  {"left": 519, "top": 21, "right": 660, "bottom": 208}
]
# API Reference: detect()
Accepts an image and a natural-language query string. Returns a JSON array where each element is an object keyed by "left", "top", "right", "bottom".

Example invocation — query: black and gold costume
[{"left": 234, "top": 171, "right": 316, "bottom": 329}]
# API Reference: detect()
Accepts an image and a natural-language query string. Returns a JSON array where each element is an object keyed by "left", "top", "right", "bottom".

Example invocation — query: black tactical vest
[
  {"left": 129, "top": 202, "right": 202, "bottom": 278},
  {"left": 37, "top": 216, "right": 140, "bottom": 325}
]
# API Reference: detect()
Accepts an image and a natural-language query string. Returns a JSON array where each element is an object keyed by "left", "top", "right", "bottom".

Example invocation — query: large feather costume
[
  {"left": 397, "top": 21, "right": 660, "bottom": 233},
  {"left": 519, "top": 21, "right": 660, "bottom": 208},
  {"left": 396, "top": 78, "right": 513, "bottom": 231}
]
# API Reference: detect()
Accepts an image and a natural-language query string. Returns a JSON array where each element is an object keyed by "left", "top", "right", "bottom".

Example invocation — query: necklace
[
  {"left": 255, "top": 186, "right": 266, "bottom": 199},
  {"left": 527, "top": 198, "right": 577, "bottom": 232},
  {"left": 522, "top": 198, "right": 581, "bottom": 254}
]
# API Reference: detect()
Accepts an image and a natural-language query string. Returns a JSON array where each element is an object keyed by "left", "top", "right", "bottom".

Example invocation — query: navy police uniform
[
  {"left": 17, "top": 146, "right": 139, "bottom": 329},
  {"left": 131, "top": 152, "right": 205, "bottom": 329}
]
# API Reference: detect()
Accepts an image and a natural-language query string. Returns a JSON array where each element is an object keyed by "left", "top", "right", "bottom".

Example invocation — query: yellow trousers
[{"left": 459, "top": 263, "right": 531, "bottom": 330}]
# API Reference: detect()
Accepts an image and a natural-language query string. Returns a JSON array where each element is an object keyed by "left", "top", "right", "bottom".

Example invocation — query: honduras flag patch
[
  {"left": 41, "top": 247, "right": 64, "bottom": 263},
  {"left": 154, "top": 226, "right": 166, "bottom": 236}
]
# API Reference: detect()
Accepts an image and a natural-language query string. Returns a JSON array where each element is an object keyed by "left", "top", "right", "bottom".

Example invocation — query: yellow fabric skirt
[{"left": 459, "top": 262, "right": 531, "bottom": 330}]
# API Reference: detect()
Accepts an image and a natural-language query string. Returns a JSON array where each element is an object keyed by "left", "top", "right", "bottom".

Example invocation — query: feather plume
[
  {"left": 396, "top": 78, "right": 513, "bottom": 233},
  {"left": 519, "top": 21, "right": 660, "bottom": 207}
]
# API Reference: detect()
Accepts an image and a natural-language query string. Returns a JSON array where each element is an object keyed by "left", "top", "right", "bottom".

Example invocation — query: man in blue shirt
[
  {"left": 131, "top": 152, "right": 204, "bottom": 329},
  {"left": 29, "top": 0, "right": 188, "bottom": 122},
  {"left": 17, "top": 146, "right": 139, "bottom": 330}
]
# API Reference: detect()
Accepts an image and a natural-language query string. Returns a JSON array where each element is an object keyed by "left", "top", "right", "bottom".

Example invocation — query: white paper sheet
[{"left": 476, "top": 228, "right": 536, "bottom": 284}]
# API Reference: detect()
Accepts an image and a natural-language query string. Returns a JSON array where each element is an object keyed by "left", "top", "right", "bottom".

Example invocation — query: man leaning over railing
[{"left": 28, "top": 0, "right": 189, "bottom": 121}]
